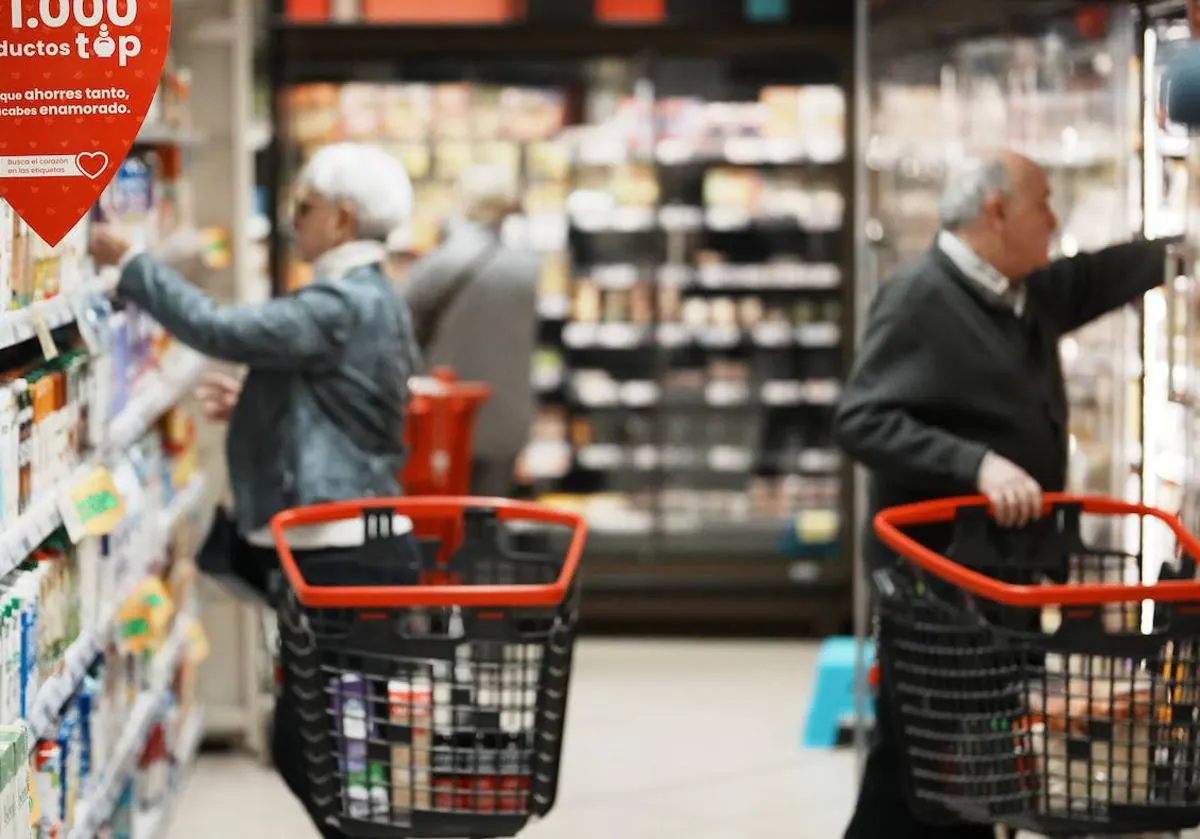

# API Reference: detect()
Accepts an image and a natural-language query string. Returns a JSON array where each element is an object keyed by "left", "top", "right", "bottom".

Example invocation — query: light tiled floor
[
  {"left": 168, "top": 639, "right": 1200, "bottom": 839},
  {"left": 169, "top": 639, "right": 859, "bottom": 838}
]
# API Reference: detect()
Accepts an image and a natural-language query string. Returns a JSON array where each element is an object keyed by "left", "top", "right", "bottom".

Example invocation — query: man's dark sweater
[{"left": 836, "top": 237, "right": 1168, "bottom": 571}]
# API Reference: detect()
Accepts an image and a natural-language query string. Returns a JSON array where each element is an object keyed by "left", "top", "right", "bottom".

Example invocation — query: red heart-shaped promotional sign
[{"left": 0, "top": 0, "right": 171, "bottom": 246}]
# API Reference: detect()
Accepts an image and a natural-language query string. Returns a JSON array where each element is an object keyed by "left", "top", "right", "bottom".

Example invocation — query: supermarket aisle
[{"left": 168, "top": 639, "right": 859, "bottom": 839}]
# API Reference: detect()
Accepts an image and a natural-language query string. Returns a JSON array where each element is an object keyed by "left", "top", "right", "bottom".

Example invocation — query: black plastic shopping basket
[
  {"left": 270, "top": 497, "right": 587, "bottom": 839},
  {"left": 873, "top": 493, "right": 1200, "bottom": 836}
]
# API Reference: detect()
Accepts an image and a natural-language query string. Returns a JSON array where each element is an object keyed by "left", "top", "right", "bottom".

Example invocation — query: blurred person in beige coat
[{"left": 400, "top": 164, "right": 538, "bottom": 496}]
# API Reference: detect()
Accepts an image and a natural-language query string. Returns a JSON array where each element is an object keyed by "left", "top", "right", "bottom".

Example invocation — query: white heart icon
[{"left": 76, "top": 152, "right": 109, "bottom": 180}]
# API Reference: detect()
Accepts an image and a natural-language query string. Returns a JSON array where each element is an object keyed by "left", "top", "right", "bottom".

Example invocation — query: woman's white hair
[
  {"left": 298, "top": 142, "right": 414, "bottom": 242},
  {"left": 938, "top": 157, "right": 1011, "bottom": 232}
]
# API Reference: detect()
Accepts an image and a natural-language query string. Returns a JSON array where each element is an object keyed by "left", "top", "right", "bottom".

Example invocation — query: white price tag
[
  {"left": 30, "top": 309, "right": 58, "bottom": 360},
  {"left": 57, "top": 488, "right": 87, "bottom": 544}
]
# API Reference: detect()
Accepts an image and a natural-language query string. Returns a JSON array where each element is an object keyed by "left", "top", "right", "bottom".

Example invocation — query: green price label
[{"left": 76, "top": 491, "right": 120, "bottom": 523}]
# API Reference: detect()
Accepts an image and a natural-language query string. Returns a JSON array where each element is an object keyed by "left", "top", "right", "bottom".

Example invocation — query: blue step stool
[{"left": 802, "top": 636, "right": 876, "bottom": 748}]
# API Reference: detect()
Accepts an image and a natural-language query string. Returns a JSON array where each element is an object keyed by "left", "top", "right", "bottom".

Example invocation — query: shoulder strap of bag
[{"left": 416, "top": 240, "right": 499, "bottom": 351}]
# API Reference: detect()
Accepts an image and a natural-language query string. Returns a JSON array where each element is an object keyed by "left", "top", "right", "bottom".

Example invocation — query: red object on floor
[{"left": 596, "top": 0, "right": 665, "bottom": 23}]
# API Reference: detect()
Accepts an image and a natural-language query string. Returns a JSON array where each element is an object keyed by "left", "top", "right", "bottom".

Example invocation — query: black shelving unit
[{"left": 264, "top": 2, "right": 855, "bottom": 634}]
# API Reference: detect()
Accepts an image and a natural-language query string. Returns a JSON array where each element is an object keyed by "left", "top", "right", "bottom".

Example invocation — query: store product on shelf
[{"left": 0, "top": 725, "right": 32, "bottom": 839}]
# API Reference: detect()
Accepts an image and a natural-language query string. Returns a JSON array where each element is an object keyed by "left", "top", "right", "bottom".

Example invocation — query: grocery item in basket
[
  {"left": 1023, "top": 676, "right": 1167, "bottom": 811},
  {"left": 389, "top": 675, "right": 432, "bottom": 813}
]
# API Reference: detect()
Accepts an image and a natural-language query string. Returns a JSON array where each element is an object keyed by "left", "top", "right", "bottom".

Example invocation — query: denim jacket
[{"left": 117, "top": 241, "right": 421, "bottom": 537}]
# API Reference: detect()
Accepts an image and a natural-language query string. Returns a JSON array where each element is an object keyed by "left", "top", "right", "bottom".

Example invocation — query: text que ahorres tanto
[{"left": 0, "top": 0, "right": 142, "bottom": 67}]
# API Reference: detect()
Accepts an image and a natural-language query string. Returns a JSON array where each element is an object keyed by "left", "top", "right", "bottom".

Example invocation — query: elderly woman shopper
[{"left": 89, "top": 141, "right": 421, "bottom": 839}]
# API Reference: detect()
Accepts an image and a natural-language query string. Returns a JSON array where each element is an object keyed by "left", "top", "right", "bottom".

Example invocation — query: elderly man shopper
[
  {"left": 402, "top": 164, "right": 538, "bottom": 497},
  {"left": 90, "top": 141, "right": 421, "bottom": 839},
  {"left": 836, "top": 150, "right": 1169, "bottom": 839}
]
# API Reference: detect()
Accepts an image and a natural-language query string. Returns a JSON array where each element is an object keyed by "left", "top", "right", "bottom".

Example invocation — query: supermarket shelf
[
  {"left": 133, "top": 709, "right": 206, "bottom": 839},
  {"left": 561, "top": 322, "right": 842, "bottom": 351},
  {"left": 271, "top": 22, "right": 850, "bottom": 65},
  {"left": 0, "top": 277, "right": 110, "bottom": 353},
  {"left": 23, "top": 475, "right": 209, "bottom": 748},
  {"left": 108, "top": 349, "right": 207, "bottom": 453},
  {"left": 569, "top": 206, "right": 841, "bottom": 235},
  {"left": 68, "top": 619, "right": 190, "bottom": 839},
  {"left": 0, "top": 349, "right": 205, "bottom": 583}
]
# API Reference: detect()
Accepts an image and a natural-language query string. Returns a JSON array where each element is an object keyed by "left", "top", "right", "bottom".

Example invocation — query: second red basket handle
[
  {"left": 271, "top": 497, "right": 588, "bottom": 610},
  {"left": 874, "top": 493, "right": 1200, "bottom": 608}
]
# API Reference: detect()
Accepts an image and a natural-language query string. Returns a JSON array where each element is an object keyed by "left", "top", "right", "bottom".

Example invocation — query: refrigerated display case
[
  {"left": 864, "top": 8, "right": 1142, "bottom": 502},
  {"left": 1139, "top": 8, "right": 1200, "bottom": 594}
]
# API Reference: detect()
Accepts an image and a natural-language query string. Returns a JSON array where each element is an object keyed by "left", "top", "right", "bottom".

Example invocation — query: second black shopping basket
[
  {"left": 270, "top": 496, "right": 587, "bottom": 839},
  {"left": 873, "top": 492, "right": 1200, "bottom": 836}
]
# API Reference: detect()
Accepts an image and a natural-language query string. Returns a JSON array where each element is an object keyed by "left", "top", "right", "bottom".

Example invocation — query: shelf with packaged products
[
  {"left": 0, "top": 345, "right": 205, "bottom": 589},
  {"left": 22, "top": 474, "right": 208, "bottom": 750},
  {"left": 66, "top": 616, "right": 191, "bottom": 839},
  {"left": 131, "top": 708, "right": 205, "bottom": 839}
]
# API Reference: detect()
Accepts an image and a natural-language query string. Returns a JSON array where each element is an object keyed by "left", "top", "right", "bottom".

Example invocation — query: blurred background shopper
[
  {"left": 834, "top": 150, "right": 1169, "bottom": 839},
  {"left": 403, "top": 163, "right": 539, "bottom": 497},
  {"left": 89, "top": 141, "right": 421, "bottom": 839}
]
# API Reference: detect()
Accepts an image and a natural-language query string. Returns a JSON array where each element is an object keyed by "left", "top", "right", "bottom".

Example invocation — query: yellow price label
[{"left": 57, "top": 466, "right": 125, "bottom": 543}]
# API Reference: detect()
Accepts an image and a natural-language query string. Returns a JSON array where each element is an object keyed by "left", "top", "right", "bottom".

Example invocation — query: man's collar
[{"left": 936, "top": 230, "right": 1026, "bottom": 315}]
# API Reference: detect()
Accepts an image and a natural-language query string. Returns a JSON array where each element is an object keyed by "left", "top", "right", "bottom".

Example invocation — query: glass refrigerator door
[
  {"left": 1141, "top": 16, "right": 1200, "bottom": 589},
  {"left": 948, "top": 22, "right": 1140, "bottom": 498}
]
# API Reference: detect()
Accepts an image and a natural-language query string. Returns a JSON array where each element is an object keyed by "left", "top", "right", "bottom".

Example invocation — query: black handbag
[{"left": 196, "top": 505, "right": 278, "bottom": 604}]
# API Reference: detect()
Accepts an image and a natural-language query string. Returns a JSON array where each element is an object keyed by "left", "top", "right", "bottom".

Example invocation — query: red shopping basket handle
[
  {"left": 270, "top": 497, "right": 587, "bottom": 610},
  {"left": 875, "top": 493, "right": 1200, "bottom": 608}
]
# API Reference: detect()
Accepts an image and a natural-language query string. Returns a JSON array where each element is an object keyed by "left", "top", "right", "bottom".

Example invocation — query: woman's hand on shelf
[
  {"left": 195, "top": 371, "right": 242, "bottom": 422},
  {"left": 89, "top": 224, "right": 133, "bottom": 269}
]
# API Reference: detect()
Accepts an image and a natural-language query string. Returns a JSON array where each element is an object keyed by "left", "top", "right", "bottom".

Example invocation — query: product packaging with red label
[{"left": 0, "top": 0, "right": 172, "bottom": 245}]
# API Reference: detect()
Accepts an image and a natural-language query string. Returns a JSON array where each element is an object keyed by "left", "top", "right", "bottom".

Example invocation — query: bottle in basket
[{"left": 388, "top": 672, "right": 433, "bottom": 814}]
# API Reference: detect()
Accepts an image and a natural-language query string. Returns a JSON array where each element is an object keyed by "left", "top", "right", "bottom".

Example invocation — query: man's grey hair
[
  {"left": 938, "top": 157, "right": 1011, "bottom": 232},
  {"left": 297, "top": 142, "right": 414, "bottom": 242},
  {"left": 458, "top": 164, "right": 520, "bottom": 228}
]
